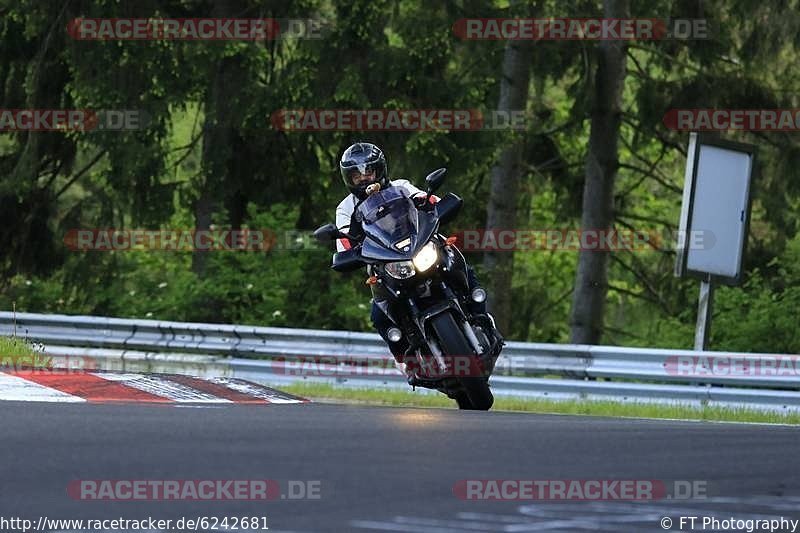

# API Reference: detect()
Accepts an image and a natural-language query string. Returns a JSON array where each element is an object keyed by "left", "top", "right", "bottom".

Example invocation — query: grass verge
[
  {"left": 281, "top": 382, "right": 800, "bottom": 425},
  {"left": 0, "top": 336, "right": 38, "bottom": 361}
]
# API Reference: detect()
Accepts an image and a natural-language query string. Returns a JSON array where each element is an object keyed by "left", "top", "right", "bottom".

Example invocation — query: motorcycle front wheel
[{"left": 429, "top": 312, "right": 494, "bottom": 411}]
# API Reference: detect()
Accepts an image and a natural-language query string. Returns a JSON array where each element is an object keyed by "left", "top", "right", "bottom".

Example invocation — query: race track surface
[{"left": 2, "top": 401, "right": 799, "bottom": 532}]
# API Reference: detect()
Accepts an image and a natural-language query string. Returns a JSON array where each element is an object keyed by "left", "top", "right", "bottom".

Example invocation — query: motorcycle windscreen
[{"left": 358, "top": 187, "right": 420, "bottom": 260}]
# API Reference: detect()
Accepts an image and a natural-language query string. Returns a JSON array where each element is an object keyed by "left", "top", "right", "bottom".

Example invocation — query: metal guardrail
[{"left": 2, "top": 311, "right": 800, "bottom": 412}]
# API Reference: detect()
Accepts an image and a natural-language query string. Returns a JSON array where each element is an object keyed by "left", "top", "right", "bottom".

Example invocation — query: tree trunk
[
  {"left": 192, "top": 57, "right": 239, "bottom": 276},
  {"left": 483, "top": 40, "right": 532, "bottom": 335},
  {"left": 569, "top": 0, "right": 630, "bottom": 344},
  {"left": 191, "top": 0, "right": 244, "bottom": 277}
]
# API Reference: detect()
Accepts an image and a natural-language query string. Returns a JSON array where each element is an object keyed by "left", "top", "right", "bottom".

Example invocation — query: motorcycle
[{"left": 314, "top": 168, "right": 504, "bottom": 410}]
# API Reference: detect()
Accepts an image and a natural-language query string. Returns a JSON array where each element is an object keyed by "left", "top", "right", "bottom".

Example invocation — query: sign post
[
  {"left": 694, "top": 275, "right": 714, "bottom": 351},
  {"left": 675, "top": 133, "right": 757, "bottom": 350}
]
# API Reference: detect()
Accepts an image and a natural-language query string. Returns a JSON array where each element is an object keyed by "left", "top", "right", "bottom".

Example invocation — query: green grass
[
  {"left": 281, "top": 382, "right": 800, "bottom": 425},
  {"left": 0, "top": 336, "right": 39, "bottom": 363}
]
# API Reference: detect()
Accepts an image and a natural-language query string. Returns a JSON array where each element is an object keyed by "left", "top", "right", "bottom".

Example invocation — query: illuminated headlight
[
  {"left": 387, "top": 328, "right": 403, "bottom": 343},
  {"left": 471, "top": 287, "right": 487, "bottom": 303},
  {"left": 385, "top": 261, "right": 416, "bottom": 279},
  {"left": 412, "top": 241, "right": 439, "bottom": 272}
]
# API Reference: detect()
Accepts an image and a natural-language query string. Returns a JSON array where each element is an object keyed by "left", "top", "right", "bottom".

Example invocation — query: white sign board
[{"left": 675, "top": 133, "right": 756, "bottom": 285}]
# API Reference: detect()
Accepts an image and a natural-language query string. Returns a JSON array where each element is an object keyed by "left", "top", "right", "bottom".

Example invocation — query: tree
[
  {"left": 569, "top": 0, "right": 630, "bottom": 344},
  {"left": 483, "top": 40, "right": 533, "bottom": 334}
]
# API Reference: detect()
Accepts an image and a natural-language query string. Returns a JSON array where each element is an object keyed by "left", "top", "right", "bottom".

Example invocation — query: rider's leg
[
  {"left": 465, "top": 266, "right": 504, "bottom": 356},
  {"left": 465, "top": 266, "right": 487, "bottom": 315},
  {"left": 370, "top": 300, "right": 409, "bottom": 364}
]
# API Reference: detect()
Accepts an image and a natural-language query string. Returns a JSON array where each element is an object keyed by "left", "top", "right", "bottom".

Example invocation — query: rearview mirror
[
  {"left": 436, "top": 192, "right": 463, "bottom": 225},
  {"left": 313, "top": 223, "right": 340, "bottom": 243},
  {"left": 332, "top": 248, "right": 367, "bottom": 272},
  {"left": 425, "top": 168, "right": 447, "bottom": 193}
]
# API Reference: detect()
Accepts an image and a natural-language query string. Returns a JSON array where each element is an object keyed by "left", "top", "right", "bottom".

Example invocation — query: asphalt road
[{"left": 2, "top": 401, "right": 800, "bottom": 532}]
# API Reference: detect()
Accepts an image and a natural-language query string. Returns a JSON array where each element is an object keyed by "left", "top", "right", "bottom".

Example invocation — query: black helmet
[{"left": 339, "top": 142, "right": 389, "bottom": 199}]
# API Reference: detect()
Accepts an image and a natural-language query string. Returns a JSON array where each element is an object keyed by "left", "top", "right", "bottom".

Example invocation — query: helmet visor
[{"left": 345, "top": 163, "right": 379, "bottom": 187}]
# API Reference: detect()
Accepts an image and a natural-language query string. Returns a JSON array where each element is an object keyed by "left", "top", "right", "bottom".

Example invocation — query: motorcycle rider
[{"left": 335, "top": 142, "right": 495, "bottom": 372}]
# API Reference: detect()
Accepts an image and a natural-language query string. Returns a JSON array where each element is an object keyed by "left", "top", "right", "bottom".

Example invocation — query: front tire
[
  {"left": 429, "top": 312, "right": 494, "bottom": 411},
  {"left": 453, "top": 391, "right": 475, "bottom": 410}
]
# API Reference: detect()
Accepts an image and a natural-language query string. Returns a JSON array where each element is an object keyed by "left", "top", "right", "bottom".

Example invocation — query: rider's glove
[
  {"left": 413, "top": 194, "right": 436, "bottom": 210},
  {"left": 348, "top": 211, "right": 365, "bottom": 242}
]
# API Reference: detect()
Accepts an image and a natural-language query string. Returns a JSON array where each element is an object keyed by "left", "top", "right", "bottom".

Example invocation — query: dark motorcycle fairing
[{"left": 358, "top": 187, "right": 438, "bottom": 261}]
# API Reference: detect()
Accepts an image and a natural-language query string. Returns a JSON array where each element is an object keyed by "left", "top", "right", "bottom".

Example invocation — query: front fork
[
  {"left": 406, "top": 285, "right": 494, "bottom": 384},
  {"left": 373, "top": 242, "right": 498, "bottom": 382}
]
